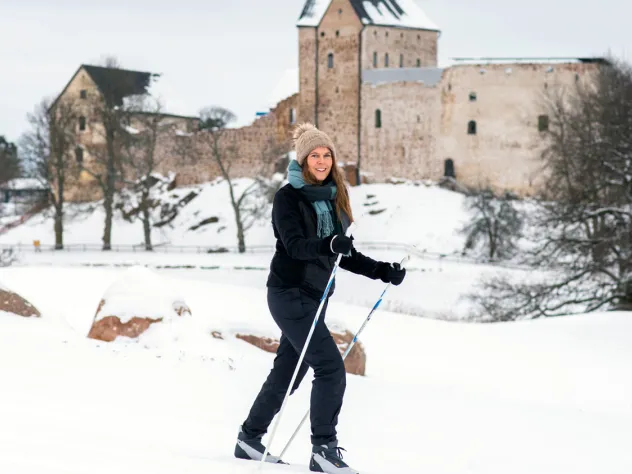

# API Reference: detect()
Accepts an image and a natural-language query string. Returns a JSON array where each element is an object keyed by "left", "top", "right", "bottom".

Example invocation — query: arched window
[
  {"left": 375, "top": 109, "right": 382, "bottom": 128},
  {"left": 468, "top": 120, "right": 477, "bottom": 135},
  {"left": 328, "top": 53, "right": 334, "bottom": 69},
  {"left": 444, "top": 159, "right": 455, "bottom": 178}
]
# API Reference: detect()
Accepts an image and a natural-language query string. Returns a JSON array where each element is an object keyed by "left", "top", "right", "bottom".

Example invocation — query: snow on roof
[
  {"left": 448, "top": 57, "right": 607, "bottom": 66},
  {"left": 297, "top": 0, "right": 331, "bottom": 27},
  {"left": 297, "top": 0, "right": 439, "bottom": 31},
  {"left": 363, "top": 67, "right": 443, "bottom": 86},
  {"left": 357, "top": 0, "right": 439, "bottom": 30},
  {"left": 0, "top": 178, "right": 49, "bottom": 191},
  {"left": 267, "top": 68, "right": 299, "bottom": 109}
]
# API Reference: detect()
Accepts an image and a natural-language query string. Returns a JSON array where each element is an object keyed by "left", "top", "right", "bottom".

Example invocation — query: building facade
[
  {"left": 56, "top": 1, "right": 603, "bottom": 200},
  {"left": 295, "top": 0, "right": 603, "bottom": 195}
]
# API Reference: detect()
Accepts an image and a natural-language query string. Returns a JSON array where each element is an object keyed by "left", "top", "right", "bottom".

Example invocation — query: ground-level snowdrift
[
  {"left": 0, "top": 265, "right": 630, "bottom": 474},
  {"left": 0, "top": 179, "right": 471, "bottom": 256}
]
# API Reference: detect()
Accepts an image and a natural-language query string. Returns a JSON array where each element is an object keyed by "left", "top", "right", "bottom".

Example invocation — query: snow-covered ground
[
  {"left": 1, "top": 264, "right": 631, "bottom": 474},
  {"left": 1, "top": 180, "right": 630, "bottom": 472}
]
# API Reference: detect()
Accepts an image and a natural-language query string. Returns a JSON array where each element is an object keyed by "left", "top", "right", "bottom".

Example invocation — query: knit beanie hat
[{"left": 293, "top": 123, "right": 336, "bottom": 166}]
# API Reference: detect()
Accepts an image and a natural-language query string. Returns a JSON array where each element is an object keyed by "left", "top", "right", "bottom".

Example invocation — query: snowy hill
[
  {"left": 0, "top": 179, "right": 470, "bottom": 256},
  {"left": 1, "top": 264, "right": 631, "bottom": 474},
  {"left": 0, "top": 179, "right": 530, "bottom": 321}
]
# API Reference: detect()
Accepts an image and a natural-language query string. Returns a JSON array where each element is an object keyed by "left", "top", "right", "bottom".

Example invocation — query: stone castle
[{"left": 55, "top": 0, "right": 604, "bottom": 198}]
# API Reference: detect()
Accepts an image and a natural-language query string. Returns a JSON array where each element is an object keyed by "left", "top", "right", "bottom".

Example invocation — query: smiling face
[{"left": 305, "top": 146, "right": 333, "bottom": 182}]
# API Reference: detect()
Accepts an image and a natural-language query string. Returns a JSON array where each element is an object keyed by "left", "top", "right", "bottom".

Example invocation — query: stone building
[
  {"left": 55, "top": 1, "right": 605, "bottom": 199},
  {"left": 50, "top": 64, "right": 199, "bottom": 200},
  {"left": 295, "top": 0, "right": 604, "bottom": 195}
]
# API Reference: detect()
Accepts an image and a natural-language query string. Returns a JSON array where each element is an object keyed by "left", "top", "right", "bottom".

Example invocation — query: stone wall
[
  {"left": 436, "top": 62, "right": 598, "bottom": 195},
  {"left": 156, "top": 93, "right": 299, "bottom": 186},
  {"left": 315, "top": 0, "right": 363, "bottom": 166},
  {"left": 361, "top": 80, "right": 441, "bottom": 182},
  {"left": 361, "top": 26, "right": 438, "bottom": 70},
  {"left": 298, "top": 27, "right": 318, "bottom": 124}
]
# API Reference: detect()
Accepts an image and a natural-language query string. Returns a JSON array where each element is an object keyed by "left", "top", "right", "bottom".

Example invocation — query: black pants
[{"left": 242, "top": 286, "right": 346, "bottom": 446}]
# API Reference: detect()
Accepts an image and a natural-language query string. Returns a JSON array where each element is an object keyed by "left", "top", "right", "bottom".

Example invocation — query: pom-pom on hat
[{"left": 292, "top": 123, "right": 337, "bottom": 166}]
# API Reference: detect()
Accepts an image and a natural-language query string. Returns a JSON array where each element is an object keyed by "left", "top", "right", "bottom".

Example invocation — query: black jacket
[{"left": 266, "top": 184, "right": 383, "bottom": 298}]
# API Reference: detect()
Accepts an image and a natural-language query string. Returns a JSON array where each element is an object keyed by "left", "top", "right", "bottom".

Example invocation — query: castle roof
[
  {"left": 82, "top": 65, "right": 158, "bottom": 106},
  {"left": 50, "top": 64, "right": 160, "bottom": 111},
  {"left": 297, "top": 0, "right": 439, "bottom": 31}
]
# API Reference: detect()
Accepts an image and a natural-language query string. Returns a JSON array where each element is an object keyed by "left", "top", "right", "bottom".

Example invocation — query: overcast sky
[{"left": 1, "top": 0, "right": 630, "bottom": 143}]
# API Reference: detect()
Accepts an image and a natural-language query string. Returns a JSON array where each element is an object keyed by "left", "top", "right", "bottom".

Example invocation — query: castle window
[
  {"left": 375, "top": 109, "right": 382, "bottom": 128},
  {"left": 538, "top": 115, "right": 550, "bottom": 132},
  {"left": 469, "top": 92, "right": 477, "bottom": 102},
  {"left": 289, "top": 108, "right": 296, "bottom": 125},
  {"left": 336, "top": 30, "right": 340, "bottom": 37},
  {"left": 373, "top": 52, "right": 378, "bottom": 67},
  {"left": 416, "top": 58, "right": 421, "bottom": 67},
  {"left": 444, "top": 159, "right": 456, "bottom": 178},
  {"left": 386, "top": 31, "right": 389, "bottom": 38},
  {"left": 328, "top": 53, "right": 334, "bottom": 69},
  {"left": 79, "top": 116, "right": 86, "bottom": 131},
  {"left": 75, "top": 146, "right": 84, "bottom": 163},
  {"left": 401, "top": 32, "right": 404, "bottom": 38},
  {"left": 417, "top": 34, "right": 421, "bottom": 40},
  {"left": 468, "top": 120, "right": 477, "bottom": 135},
  {"left": 338, "top": 8, "right": 342, "bottom": 14},
  {"left": 321, "top": 32, "right": 325, "bottom": 37},
  {"left": 385, "top": 53, "right": 389, "bottom": 67},
  {"left": 80, "top": 89, "right": 87, "bottom": 99},
  {"left": 400, "top": 54, "right": 404, "bottom": 68}
]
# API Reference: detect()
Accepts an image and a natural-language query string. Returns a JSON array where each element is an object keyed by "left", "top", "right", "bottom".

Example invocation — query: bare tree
[
  {"left": 0, "top": 136, "right": 20, "bottom": 184},
  {"left": 19, "top": 97, "right": 79, "bottom": 249},
  {"left": 460, "top": 188, "right": 524, "bottom": 261},
  {"left": 197, "top": 106, "right": 281, "bottom": 253},
  {"left": 80, "top": 58, "right": 150, "bottom": 250},
  {"left": 119, "top": 96, "right": 170, "bottom": 251},
  {"left": 470, "top": 57, "right": 632, "bottom": 321}
]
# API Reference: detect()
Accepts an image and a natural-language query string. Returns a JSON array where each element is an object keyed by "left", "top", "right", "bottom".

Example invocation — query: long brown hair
[{"left": 303, "top": 152, "right": 354, "bottom": 223}]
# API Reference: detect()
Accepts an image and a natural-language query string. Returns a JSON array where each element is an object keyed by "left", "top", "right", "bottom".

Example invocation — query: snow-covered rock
[
  {"left": 87, "top": 266, "right": 191, "bottom": 342},
  {"left": 0, "top": 281, "right": 40, "bottom": 318}
]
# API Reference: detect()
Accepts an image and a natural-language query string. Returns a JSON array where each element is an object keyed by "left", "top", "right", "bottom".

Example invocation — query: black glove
[
  {"left": 377, "top": 262, "right": 406, "bottom": 286},
  {"left": 329, "top": 235, "right": 354, "bottom": 256}
]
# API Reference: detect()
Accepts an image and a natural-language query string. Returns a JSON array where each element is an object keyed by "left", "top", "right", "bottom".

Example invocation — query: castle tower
[{"left": 297, "top": 0, "right": 440, "bottom": 180}]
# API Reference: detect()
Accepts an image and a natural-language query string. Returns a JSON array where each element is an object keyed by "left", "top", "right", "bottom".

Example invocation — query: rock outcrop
[{"left": 87, "top": 266, "right": 191, "bottom": 342}]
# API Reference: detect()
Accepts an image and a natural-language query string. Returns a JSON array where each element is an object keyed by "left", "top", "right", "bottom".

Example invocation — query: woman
[{"left": 234, "top": 123, "right": 406, "bottom": 473}]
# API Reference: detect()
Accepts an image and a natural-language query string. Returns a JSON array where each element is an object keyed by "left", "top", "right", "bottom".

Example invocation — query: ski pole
[
  {"left": 278, "top": 254, "right": 411, "bottom": 459},
  {"left": 259, "top": 223, "right": 357, "bottom": 469}
]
